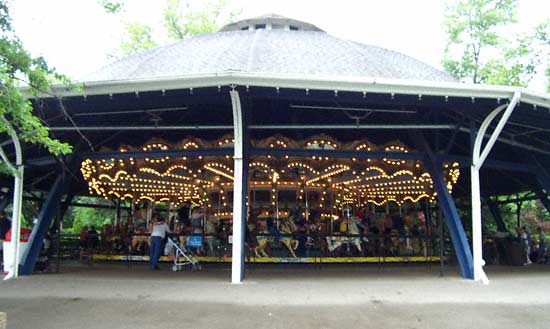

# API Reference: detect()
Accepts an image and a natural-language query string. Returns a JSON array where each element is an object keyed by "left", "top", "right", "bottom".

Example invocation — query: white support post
[
  {"left": 0, "top": 119, "right": 23, "bottom": 280},
  {"left": 471, "top": 91, "right": 521, "bottom": 285},
  {"left": 230, "top": 89, "right": 245, "bottom": 284}
]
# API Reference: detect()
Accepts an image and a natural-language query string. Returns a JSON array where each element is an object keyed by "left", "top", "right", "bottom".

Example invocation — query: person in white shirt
[{"left": 149, "top": 214, "right": 170, "bottom": 270}]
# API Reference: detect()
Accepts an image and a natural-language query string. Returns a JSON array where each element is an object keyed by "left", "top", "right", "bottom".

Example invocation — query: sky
[{"left": 10, "top": 0, "right": 550, "bottom": 91}]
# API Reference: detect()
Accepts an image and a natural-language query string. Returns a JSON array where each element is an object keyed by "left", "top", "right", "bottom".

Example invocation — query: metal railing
[{"left": 49, "top": 231, "right": 450, "bottom": 262}]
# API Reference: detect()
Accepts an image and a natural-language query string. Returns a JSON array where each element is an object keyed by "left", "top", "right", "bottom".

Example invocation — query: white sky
[{"left": 10, "top": 0, "right": 550, "bottom": 91}]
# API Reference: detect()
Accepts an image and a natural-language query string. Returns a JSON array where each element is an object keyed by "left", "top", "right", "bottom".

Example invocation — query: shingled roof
[{"left": 85, "top": 15, "right": 455, "bottom": 83}]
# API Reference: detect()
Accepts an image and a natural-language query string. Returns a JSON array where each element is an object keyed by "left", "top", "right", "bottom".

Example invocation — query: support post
[
  {"left": 427, "top": 161, "right": 474, "bottom": 279},
  {"left": 438, "top": 206, "right": 444, "bottom": 277},
  {"left": 531, "top": 160, "right": 550, "bottom": 215},
  {"left": 535, "top": 185, "right": 550, "bottom": 216},
  {"left": 410, "top": 130, "right": 473, "bottom": 280},
  {"left": 115, "top": 199, "right": 121, "bottom": 227},
  {"left": 485, "top": 198, "right": 507, "bottom": 232},
  {"left": 0, "top": 119, "right": 23, "bottom": 280},
  {"left": 19, "top": 172, "right": 69, "bottom": 275},
  {"left": 230, "top": 89, "right": 249, "bottom": 284},
  {"left": 471, "top": 92, "right": 520, "bottom": 284}
]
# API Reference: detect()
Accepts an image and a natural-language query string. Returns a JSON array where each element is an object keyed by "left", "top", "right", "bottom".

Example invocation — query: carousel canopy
[{"left": 80, "top": 135, "right": 460, "bottom": 214}]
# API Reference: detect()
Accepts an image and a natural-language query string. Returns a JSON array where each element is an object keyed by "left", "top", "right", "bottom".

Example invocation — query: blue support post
[
  {"left": 485, "top": 198, "right": 508, "bottom": 232},
  {"left": 410, "top": 130, "right": 474, "bottom": 279},
  {"left": 19, "top": 173, "right": 69, "bottom": 275},
  {"left": 426, "top": 162, "right": 474, "bottom": 279},
  {"left": 523, "top": 153, "right": 550, "bottom": 215},
  {"left": 535, "top": 175, "right": 550, "bottom": 215}
]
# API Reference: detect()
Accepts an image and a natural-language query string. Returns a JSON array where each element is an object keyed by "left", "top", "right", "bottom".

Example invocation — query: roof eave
[{"left": 31, "top": 72, "right": 550, "bottom": 109}]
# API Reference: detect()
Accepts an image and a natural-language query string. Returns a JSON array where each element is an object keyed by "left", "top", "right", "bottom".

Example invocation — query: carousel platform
[{"left": 92, "top": 254, "right": 446, "bottom": 263}]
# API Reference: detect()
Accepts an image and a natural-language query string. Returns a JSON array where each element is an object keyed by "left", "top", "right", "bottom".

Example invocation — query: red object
[{"left": 4, "top": 228, "right": 32, "bottom": 242}]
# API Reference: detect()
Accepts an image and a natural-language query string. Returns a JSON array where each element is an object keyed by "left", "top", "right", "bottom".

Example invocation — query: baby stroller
[{"left": 166, "top": 236, "right": 202, "bottom": 272}]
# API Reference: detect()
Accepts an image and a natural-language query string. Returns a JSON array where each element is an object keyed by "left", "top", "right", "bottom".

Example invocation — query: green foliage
[
  {"left": 443, "top": 0, "right": 550, "bottom": 90},
  {"left": 120, "top": 22, "right": 158, "bottom": 55},
  {"left": 107, "top": 0, "right": 239, "bottom": 56},
  {"left": 163, "top": 0, "right": 235, "bottom": 40},
  {"left": 0, "top": 1, "right": 72, "bottom": 174},
  {"left": 69, "top": 206, "right": 115, "bottom": 234},
  {"left": 479, "top": 35, "right": 537, "bottom": 86},
  {"left": 99, "top": 0, "right": 124, "bottom": 14},
  {"left": 65, "top": 197, "right": 116, "bottom": 233},
  {"left": 21, "top": 198, "right": 40, "bottom": 227},
  {"left": 534, "top": 20, "right": 550, "bottom": 92},
  {"left": 492, "top": 193, "right": 550, "bottom": 232},
  {"left": 443, "top": 0, "right": 519, "bottom": 84}
]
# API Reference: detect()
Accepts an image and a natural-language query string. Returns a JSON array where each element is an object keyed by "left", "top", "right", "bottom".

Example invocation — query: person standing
[
  {"left": 85, "top": 226, "right": 99, "bottom": 265},
  {"left": 79, "top": 226, "right": 89, "bottom": 262},
  {"left": 149, "top": 215, "right": 170, "bottom": 270}
]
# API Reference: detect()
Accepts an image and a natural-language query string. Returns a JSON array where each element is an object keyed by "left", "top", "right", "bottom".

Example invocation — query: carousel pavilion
[{"left": 5, "top": 15, "right": 550, "bottom": 283}]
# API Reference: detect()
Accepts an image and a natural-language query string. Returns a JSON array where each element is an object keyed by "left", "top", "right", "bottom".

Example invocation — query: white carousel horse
[
  {"left": 326, "top": 217, "right": 364, "bottom": 253},
  {"left": 254, "top": 217, "right": 299, "bottom": 257}
]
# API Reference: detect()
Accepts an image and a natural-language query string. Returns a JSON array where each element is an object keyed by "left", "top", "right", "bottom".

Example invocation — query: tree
[
  {"left": 120, "top": 22, "right": 158, "bottom": 55},
  {"left": 534, "top": 20, "right": 550, "bottom": 92},
  {"left": 0, "top": 1, "right": 72, "bottom": 176},
  {"left": 478, "top": 34, "right": 538, "bottom": 87},
  {"left": 98, "top": 0, "right": 124, "bottom": 14},
  {"left": 67, "top": 198, "right": 116, "bottom": 234},
  {"left": 443, "top": 0, "right": 550, "bottom": 91},
  {"left": 107, "top": 0, "right": 240, "bottom": 56},
  {"left": 162, "top": 0, "right": 235, "bottom": 40},
  {"left": 442, "top": 0, "right": 520, "bottom": 84},
  {"left": 0, "top": 2, "right": 73, "bottom": 276}
]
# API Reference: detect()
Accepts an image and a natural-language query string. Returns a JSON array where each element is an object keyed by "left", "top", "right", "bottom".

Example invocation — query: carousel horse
[
  {"left": 254, "top": 217, "right": 299, "bottom": 257},
  {"left": 131, "top": 227, "right": 150, "bottom": 254},
  {"left": 325, "top": 216, "right": 364, "bottom": 254}
]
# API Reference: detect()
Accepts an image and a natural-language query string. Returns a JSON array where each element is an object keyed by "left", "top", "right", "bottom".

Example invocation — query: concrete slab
[{"left": 0, "top": 263, "right": 549, "bottom": 329}]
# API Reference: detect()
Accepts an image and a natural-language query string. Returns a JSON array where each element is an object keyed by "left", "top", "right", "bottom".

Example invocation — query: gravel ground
[{"left": 1, "top": 263, "right": 549, "bottom": 329}]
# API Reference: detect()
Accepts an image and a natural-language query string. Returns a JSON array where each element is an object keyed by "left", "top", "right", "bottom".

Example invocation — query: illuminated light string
[
  {"left": 306, "top": 164, "right": 350, "bottom": 185},
  {"left": 306, "top": 139, "right": 338, "bottom": 149},
  {"left": 269, "top": 140, "right": 288, "bottom": 148},
  {"left": 218, "top": 138, "right": 235, "bottom": 147},
  {"left": 80, "top": 137, "right": 461, "bottom": 206},
  {"left": 142, "top": 143, "right": 170, "bottom": 164},
  {"left": 204, "top": 163, "right": 234, "bottom": 181}
]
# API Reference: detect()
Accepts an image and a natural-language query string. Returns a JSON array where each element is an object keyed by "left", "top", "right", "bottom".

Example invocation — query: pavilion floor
[{"left": 1, "top": 263, "right": 549, "bottom": 329}]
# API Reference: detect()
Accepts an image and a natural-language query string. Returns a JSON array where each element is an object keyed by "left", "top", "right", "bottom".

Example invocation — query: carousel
[
  {"left": 79, "top": 134, "right": 460, "bottom": 262},
  {"left": 9, "top": 15, "right": 550, "bottom": 283}
]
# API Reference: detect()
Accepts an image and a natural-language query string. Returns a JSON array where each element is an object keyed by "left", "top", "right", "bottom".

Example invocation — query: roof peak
[{"left": 220, "top": 14, "right": 324, "bottom": 32}]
